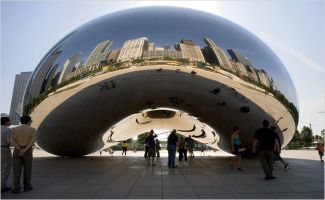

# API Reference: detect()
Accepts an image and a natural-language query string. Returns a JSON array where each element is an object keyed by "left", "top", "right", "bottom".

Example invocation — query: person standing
[
  {"left": 252, "top": 119, "right": 280, "bottom": 180},
  {"left": 231, "top": 126, "right": 244, "bottom": 171},
  {"left": 167, "top": 129, "right": 178, "bottom": 168},
  {"left": 10, "top": 115, "right": 36, "bottom": 193},
  {"left": 146, "top": 130, "right": 157, "bottom": 166},
  {"left": 155, "top": 139, "right": 161, "bottom": 157},
  {"left": 178, "top": 137, "right": 185, "bottom": 161},
  {"left": 316, "top": 143, "right": 324, "bottom": 162},
  {"left": 122, "top": 141, "right": 128, "bottom": 155},
  {"left": 188, "top": 135, "right": 194, "bottom": 157},
  {"left": 200, "top": 144, "right": 205, "bottom": 156},
  {"left": 270, "top": 126, "right": 289, "bottom": 169},
  {"left": 1, "top": 115, "right": 12, "bottom": 193},
  {"left": 144, "top": 133, "right": 149, "bottom": 158}
]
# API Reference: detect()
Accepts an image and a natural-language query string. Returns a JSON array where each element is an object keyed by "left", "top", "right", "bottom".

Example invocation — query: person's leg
[
  {"left": 168, "top": 149, "right": 171, "bottom": 167},
  {"left": 23, "top": 148, "right": 33, "bottom": 190},
  {"left": 258, "top": 151, "right": 272, "bottom": 178},
  {"left": 1, "top": 148, "right": 11, "bottom": 190},
  {"left": 179, "top": 149, "right": 182, "bottom": 161},
  {"left": 171, "top": 145, "right": 176, "bottom": 167},
  {"left": 12, "top": 150, "right": 23, "bottom": 192},
  {"left": 184, "top": 150, "right": 188, "bottom": 161},
  {"left": 265, "top": 151, "right": 274, "bottom": 177}
]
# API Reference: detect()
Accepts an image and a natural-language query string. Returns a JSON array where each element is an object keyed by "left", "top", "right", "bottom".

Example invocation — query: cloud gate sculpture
[{"left": 23, "top": 7, "right": 298, "bottom": 157}]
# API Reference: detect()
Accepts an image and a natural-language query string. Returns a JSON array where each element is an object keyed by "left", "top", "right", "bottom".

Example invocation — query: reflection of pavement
[
  {"left": 3, "top": 149, "right": 323, "bottom": 199},
  {"left": 31, "top": 65, "right": 295, "bottom": 156}
]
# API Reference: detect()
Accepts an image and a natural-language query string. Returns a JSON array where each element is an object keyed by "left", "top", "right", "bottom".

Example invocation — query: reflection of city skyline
[{"left": 40, "top": 36, "right": 275, "bottom": 94}]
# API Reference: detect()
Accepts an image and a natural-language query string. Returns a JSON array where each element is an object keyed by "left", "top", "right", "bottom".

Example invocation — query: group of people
[
  {"left": 231, "top": 119, "right": 290, "bottom": 180},
  {"left": 142, "top": 129, "right": 196, "bottom": 168},
  {"left": 1, "top": 115, "right": 36, "bottom": 193}
]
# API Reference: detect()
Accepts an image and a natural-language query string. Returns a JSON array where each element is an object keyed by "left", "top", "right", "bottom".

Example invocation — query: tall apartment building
[
  {"left": 230, "top": 60, "right": 248, "bottom": 77},
  {"left": 117, "top": 37, "right": 148, "bottom": 62},
  {"left": 256, "top": 69, "right": 271, "bottom": 88},
  {"left": 58, "top": 52, "right": 82, "bottom": 84},
  {"left": 86, "top": 40, "right": 112, "bottom": 67},
  {"left": 28, "top": 48, "right": 62, "bottom": 99},
  {"left": 9, "top": 72, "right": 33, "bottom": 125},
  {"left": 227, "top": 49, "right": 253, "bottom": 67},
  {"left": 203, "top": 37, "right": 232, "bottom": 70},
  {"left": 143, "top": 50, "right": 183, "bottom": 59},
  {"left": 176, "top": 40, "right": 205, "bottom": 62}
]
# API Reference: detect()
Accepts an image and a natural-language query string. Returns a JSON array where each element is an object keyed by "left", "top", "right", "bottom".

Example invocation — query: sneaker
[
  {"left": 264, "top": 176, "right": 276, "bottom": 180},
  {"left": 11, "top": 189, "right": 20, "bottom": 194},
  {"left": 1, "top": 187, "right": 11, "bottom": 193},
  {"left": 24, "top": 186, "right": 33, "bottom": 192},
  {"left": 237, "top": 168, "right": 244, "bottom": 171},
  {"left": 284, "top": 163, "right": 289, "bottom": 169}
]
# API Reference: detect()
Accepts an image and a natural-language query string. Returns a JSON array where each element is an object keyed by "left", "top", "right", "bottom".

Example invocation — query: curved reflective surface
[{"left": 23, "top": 7, "right": 298, "bottom": 156}]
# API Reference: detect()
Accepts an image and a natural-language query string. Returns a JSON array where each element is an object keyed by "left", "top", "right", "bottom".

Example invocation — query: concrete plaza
[{"left": 1, "top": 149, "right": 324, "bottom": 199}]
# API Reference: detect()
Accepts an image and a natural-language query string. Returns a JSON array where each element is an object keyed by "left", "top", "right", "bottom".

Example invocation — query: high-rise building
[
  {"left": 176, "top": 40, "right": 205, "bottom": 62},
  {"left": 245, "top": 66, "right": 259, "bottom": 82},
  {"left": 256, "top": 69, "right": 271, "bottom": 88},
  {"left": 230, "top": 60, "right": 248, "bottom": 77},
  {"left": 117, "top": 37, "right": 148, "bottom": 62},
  {"left": 148, "top": 43, "right": 155, "bottom": 51},
  {"left": 203, "top": 37, "right": 232, "bottom": 70},
  {"left": 143, "top": 50, "right": 183, "bottom": 59},
  {"left": 107, "top": 50, "right": 120, "bottom": 63},
  {"left": 227, "top": 49, "right": 253, "bottom": 67},
  {"left": 9, "top": 72, "right": 33, "bottom": 125},
  {"left": 58, "top": 52, "right": 81, "bottom": 84},
  {"left": 86, "top": 40, "right": 112, "bottom": 67},
  {"left": 28, "top": 48, "right": 62, "bottom": 99}
]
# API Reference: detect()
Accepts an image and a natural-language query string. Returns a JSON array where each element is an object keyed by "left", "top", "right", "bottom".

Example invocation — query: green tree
[
  {"left": 300, "top": 126, "right": 313, "bottom": 146},
  {"left": 321, "top": 129, "right": 325, "bottom": 139},
  {"left": 137, "top": 132, "right": 149, "bottom": 146},
  {"left": 290, "top": 129, "right": 302, "bottom": 147}
]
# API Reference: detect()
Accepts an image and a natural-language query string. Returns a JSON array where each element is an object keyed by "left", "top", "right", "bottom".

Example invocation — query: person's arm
[
  {"left": 274, "top": 138, "right": 280, "bottom": 153},
  {"left": 19, "top": 128, "right": 36, "bottom": 156},
  {"left": 6, "top": 129, "right": 12, "bottom": 145},
  {"left": 10, "top": 129, "right": 19, "bottom": 149}
]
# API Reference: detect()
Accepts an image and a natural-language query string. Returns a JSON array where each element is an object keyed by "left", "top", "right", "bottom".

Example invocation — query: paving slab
[{"left": 1, "top": 149, "right": 324, "bottom": 199}]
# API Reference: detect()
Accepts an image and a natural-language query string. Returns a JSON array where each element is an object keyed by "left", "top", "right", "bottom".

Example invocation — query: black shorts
[{"left": 233, "top": 145, "right": 241, "bottom": 155}]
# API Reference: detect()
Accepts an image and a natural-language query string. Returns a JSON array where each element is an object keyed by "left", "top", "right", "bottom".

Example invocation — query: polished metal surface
[{"left": 23, "top": 7, "right": 298, "bottom": 156}]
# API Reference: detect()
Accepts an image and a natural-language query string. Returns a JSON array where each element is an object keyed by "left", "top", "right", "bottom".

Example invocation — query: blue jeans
[{"left": 168, "top": 144, "right": 176, "bottom": 167}]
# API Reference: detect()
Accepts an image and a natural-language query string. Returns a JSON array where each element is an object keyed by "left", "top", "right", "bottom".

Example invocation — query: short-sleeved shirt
[
  {"left": 1, "top": 125, "right": 11, "bottom": 146},
  {"left": 254, "top": 128, "right": 277, "bottom": 151}
]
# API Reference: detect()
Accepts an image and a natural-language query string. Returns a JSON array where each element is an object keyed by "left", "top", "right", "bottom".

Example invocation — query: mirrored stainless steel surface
[{"left": 23, "top": 7, "right": 298, "bottom": 156}]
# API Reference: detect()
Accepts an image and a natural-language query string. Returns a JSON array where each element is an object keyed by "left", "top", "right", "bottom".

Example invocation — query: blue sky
[{"left": 1, "top": 1, "right": 324, "bottom": 135}]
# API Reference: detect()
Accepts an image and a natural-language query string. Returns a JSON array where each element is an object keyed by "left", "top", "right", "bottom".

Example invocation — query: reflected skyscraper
[
  {"left": 58, "top": 52, "right": 81, "bottom": 84},
  {"left": 176, "top": 40, "right": 205, "bottom": 62},
  {"left": 86, "top": 40, "right": 112, "bottom": 67},
  {"left": 117, "top": 37, "right": 148, "bottom": 62},
  {"left": 227, "top": 49, "right": 253, "bottom": 67},
  {"left": 203, "top": 37, "right": 232, "bottom": 70},
  {"left": 22, "top": 7, "right": 298, "bottom": 156}
]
